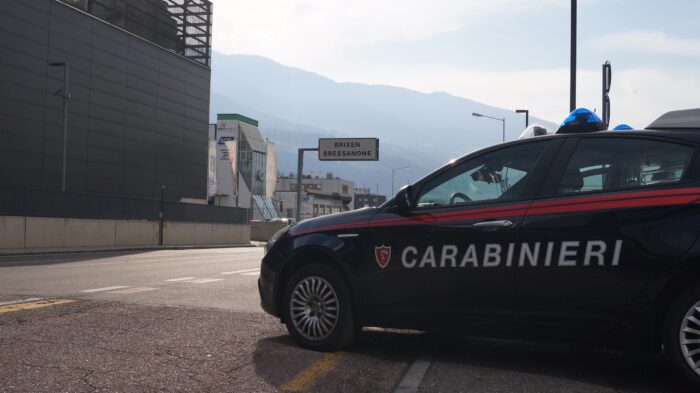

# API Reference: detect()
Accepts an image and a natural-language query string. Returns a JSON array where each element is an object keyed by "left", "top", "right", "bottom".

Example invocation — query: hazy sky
[{"left": 211, "top": 0, "right": 700, "bottom": 127}]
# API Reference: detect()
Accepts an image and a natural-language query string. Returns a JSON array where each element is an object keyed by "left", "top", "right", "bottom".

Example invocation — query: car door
[
  {"left": 362, "top": 139, "right": 558, "bottom": 332},
  {"left": 515, "top": 135, "right": 700, "bottom": 345}
]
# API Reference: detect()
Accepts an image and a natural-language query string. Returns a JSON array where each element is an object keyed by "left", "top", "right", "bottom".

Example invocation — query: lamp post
[
  {"left": 391, "top": 166, "right": 411, "bottom": 196},
  {"left": 49, "top": 61, "right": 70, "bottom": 191},
  {"left": 570, "top": 0, "right": 577, "bottom": 111},
  {"left": 515, "top": 109, "right": 529, "bottom": 127},
  {"left": 472, "top": 112, "right": 506, "bottom": 142}
]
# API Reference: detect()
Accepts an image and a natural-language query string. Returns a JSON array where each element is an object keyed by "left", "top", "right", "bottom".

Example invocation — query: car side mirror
[{"left": 394, "top": 185, "right": 413, "bottom": 212}]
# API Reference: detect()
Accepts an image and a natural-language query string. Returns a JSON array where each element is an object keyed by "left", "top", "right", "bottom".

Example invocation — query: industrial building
[
  {"left": 275, "top": 173, "right": 354, "bottom": 220},
  {"left": 0, "top": 0, "right": 212, "bottom": 201},
  {"left": 353, "top": 187, "right": 387, "bottom": 209},
  {"left": 209, "top": 114, "right": 281, "bottom": 221}
]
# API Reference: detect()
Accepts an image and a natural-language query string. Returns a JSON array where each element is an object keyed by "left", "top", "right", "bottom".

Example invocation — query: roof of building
[
  {"left": 217, "top": 113, "right": 259, "bottom": 127},
  {"left": 239, "top": 122, "right": 268, "bottom": 153}
]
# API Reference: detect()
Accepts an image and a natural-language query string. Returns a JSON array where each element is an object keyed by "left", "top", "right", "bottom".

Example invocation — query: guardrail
[{"left": 0, "top": 187, "right": 248, "bottom": 225}]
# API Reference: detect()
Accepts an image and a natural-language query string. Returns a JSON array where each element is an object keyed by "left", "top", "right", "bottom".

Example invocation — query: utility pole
[
  {"left": 391, "top": 166, "right": 411, "bottom": 196},
  {"left": 50, "top": 62, "right": 70, "bottom": 191},
  {"left": 296, "top": 147, "right": 318, "bottom": 222},
  {"left": 570, "top": 0, "right": 577, "bottom": 111}
]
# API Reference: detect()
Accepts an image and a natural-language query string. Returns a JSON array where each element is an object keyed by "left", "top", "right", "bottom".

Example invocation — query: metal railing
[
  {"left": 0, "top": 187, "right": 248, "bottom": 225},
  {"left": 58, "top": 0, "right": 212, "bottom": 67}
]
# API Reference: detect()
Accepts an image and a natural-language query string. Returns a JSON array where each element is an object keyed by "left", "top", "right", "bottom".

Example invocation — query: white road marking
[
  {"left": 189, "top": 278, "right": 224, "bottom": 284},
  {"left": 108, "top": 287, "right": 158, "bottom": 294},
  {"left": 165, "top": 277, "right": 196, "bottom": 282},
  {"left": 81, "top": 286, "right": 129, "bottom": 293},
  {"left": 241, "top": 272, "right": 260, "bottom": 276},
  {"left": 0, "top": 297, "right": 44, "bottom": 306},
  {"left": 393, "top": 353, "right": 433, "bottom": 393},
  {"left": 220, "top": 268, "right": 259, "bottom": 275}
]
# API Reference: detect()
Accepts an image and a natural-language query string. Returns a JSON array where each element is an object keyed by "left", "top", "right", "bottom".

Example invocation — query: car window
[
  {"left": 416, "top": 141, "right": 549, "bottom": 207},
  {"left": 558, "top": 138, "right": 693, "bottom": 195}
]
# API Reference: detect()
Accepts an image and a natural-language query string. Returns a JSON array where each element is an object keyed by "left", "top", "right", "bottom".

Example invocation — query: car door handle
[{"left": 472, "top": 220, "right": 513, "bottom": 228}]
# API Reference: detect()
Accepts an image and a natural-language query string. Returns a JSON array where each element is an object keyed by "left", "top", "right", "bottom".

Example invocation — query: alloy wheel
[
  {"left": 679, "top": 301, "right": 700, "bottom": 377},
  {"left": 289, "top": 276, "right": 339, "bottom": 341}
]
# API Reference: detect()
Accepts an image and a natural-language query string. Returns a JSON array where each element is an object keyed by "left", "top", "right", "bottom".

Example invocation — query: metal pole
[
  {"left": 159, "top": 185, "right": 165, "bottom": 246},
  {"left": 295, "top": 148, "right": 318, "bottom": 222},
  {"left": 50, "top": 62, "right": 70, "bottom": 191},
  {"left": 502, "top": 118, "right": 506, "bottom": 142},
  {"left": 61, "top": 63, "right": 69, "bottom": 191},
  {"left": 296, "top": 150, "right": 303, "bottom": 222},
  {"left": 570, "top": 0, "right": 577, "bottom": 111},
  {"left": 391, "top": 166, "right": 411, "bottom": 196}
]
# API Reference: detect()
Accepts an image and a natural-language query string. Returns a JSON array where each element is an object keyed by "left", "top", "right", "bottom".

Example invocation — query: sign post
[
  {"left": 295, "top": 138, "right": 380, "bottom": 222},
  {"left": 296, "top": 147, "right": 318, "bottom": 222}
]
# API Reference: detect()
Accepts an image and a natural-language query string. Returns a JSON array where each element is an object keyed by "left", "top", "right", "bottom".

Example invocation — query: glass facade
[{"left": 238, "top": 133, "right": 267, "bottom": 196}]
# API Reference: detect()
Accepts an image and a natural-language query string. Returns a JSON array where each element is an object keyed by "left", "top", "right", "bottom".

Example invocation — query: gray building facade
[{"left": 0, "top": 0, "right": 212, "bottom": 201}]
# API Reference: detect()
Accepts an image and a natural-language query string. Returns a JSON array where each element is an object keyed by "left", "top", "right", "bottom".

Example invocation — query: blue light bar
[
  {"left": 613, "top": 124, "right": 634, "bottom": 131},
  {"left": 556, "top": 108, "right": 607, "bottom": 134}
]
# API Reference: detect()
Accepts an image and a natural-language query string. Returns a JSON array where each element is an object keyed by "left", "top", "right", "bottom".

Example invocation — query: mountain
[{"left": 209, "top": 52, "right": 556, "bottom": 197}]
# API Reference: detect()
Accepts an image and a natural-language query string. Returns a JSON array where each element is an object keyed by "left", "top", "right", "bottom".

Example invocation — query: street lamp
[
  {"left": 49, "top": 61, "right": 70, "bottom": 192},
  {"left": 472, "top": 112, "right": 506, "bottom": 142},
  {"left": 570, "top": 0, "right": 577, "bottom": 111},
  {"left": 515, "top": 109, "right": 529, "bottom": 127},
  {"left": 391, "top": 166, "right": 411, "bottom": 196}
]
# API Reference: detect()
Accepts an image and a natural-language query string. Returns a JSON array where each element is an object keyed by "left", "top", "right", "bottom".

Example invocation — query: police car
[{"left": 259, "top": 108, "right": 700, "bottom": 387}]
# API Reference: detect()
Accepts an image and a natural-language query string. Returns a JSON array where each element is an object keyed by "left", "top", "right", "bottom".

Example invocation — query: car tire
[
  {"left": 662, "top": 284, "right": 700, "bottom": 389},
  {"left": 282, "top": 264, "right": 357, "bottom": 351}
]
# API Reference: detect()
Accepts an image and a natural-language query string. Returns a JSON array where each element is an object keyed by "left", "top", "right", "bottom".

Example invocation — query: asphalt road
[{"left": 0, "top": 248, "right": 691, "bottom": 392}]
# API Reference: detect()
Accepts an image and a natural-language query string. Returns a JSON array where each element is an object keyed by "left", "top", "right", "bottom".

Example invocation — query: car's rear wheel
[
  {"left": 282, "top": 264, "right": 356, "bottom": 351},
  {"left": 663, "top": 284, "right": 700, "bottom": 389}
]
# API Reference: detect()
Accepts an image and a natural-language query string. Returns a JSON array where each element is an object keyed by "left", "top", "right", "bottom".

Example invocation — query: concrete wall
[
  {"left": 0, "top": 216, "right": 249, "bottom": 251},
  {"left": 251, "top": 221, "right": 288, "bottom": 242}
]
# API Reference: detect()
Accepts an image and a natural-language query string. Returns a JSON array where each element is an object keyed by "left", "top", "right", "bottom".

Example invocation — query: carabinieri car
[{"left": 259, "top": 108, "right": 700, "bottom": 387}]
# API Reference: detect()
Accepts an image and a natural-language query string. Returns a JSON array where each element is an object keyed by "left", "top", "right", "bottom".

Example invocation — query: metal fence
[
  {"left": 0, "top": 187, "right": 249, "bottom": 225},
  {"left": 59, "top": 0, "right": 212, "bottom": 67}
]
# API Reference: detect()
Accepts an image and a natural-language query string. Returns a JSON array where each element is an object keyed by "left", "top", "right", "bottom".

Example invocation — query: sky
[{"left": 210, "top": 0, "right": 700, "bottom": 128}]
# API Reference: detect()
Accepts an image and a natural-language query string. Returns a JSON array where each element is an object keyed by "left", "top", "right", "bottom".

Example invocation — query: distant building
[
  {"left": 275, "top": 172, "right": 354, "bottom": 220},
  {"left": 209, "top": 114, "right": 280, "bottom": 220},
  {"left": 353, "top": 188, "right": 387, "bottom": 209}
]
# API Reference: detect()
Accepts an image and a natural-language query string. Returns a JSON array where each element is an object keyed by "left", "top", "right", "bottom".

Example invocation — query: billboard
[{"left": 207, "top": 140, "right": 217, "bottom": 198}]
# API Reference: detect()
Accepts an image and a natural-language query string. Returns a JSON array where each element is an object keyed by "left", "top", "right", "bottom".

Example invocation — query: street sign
[{"left": 318, "top": 138, "right": 379, "bottom": 161}]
